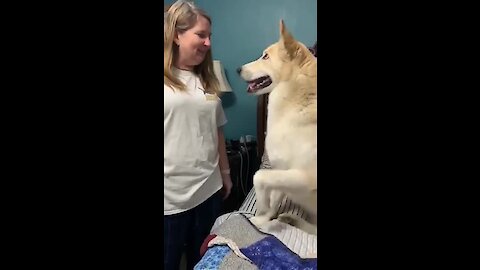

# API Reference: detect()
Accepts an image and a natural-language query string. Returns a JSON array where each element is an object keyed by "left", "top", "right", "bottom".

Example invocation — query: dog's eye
[{"left": 262, "top": 53, "right": 269, "bottom": 60}]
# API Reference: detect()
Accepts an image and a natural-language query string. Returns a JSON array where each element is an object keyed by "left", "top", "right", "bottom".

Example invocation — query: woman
[{"left": 164, "top": 1, "right": 232, "bottom": 269}]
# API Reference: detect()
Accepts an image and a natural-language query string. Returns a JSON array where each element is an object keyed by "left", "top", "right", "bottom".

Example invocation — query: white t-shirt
[{"left": 164, "top": 68, "right": 227, "bottom": 215}]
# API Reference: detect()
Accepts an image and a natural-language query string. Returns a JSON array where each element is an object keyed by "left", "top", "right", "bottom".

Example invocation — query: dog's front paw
[
  {"left": 277, "top": 213, "right": 317, "bottom": 235},
  {"left": 253, "top": 170, "right": 270, "bottom": 189},
  {"left": 249, "top": 215, "right": 271, "bottom": 228},
  {"left": 277, "top": 213, "right": 299, "bottom": 226}
]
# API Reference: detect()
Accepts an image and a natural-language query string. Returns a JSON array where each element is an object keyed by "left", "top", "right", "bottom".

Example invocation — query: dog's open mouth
[{"left": 247, "top": 76, "right": 272, "bottom": 93}]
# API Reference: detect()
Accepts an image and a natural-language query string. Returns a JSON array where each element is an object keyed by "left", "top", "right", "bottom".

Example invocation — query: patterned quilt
[{"left": 194, "top": 214, "right": 317, "bottom": 270}]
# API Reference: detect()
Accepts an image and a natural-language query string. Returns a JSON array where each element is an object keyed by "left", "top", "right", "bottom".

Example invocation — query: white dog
[{"left": 238, "top": 20, "right": 317, "bottom": 234}]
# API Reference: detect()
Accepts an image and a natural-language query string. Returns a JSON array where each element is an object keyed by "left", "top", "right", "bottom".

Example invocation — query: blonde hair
[{"left": 164, "top": 0, "right": 220, "bottom": 95}]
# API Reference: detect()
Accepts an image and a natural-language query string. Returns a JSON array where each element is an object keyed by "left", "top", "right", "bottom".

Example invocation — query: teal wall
[{"left": 165, "top": 0, "right": 317, "bottom": 140}]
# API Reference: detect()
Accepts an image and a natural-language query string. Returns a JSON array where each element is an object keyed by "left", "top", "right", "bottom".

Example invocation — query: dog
[{"left": 237, "top": 20, "right": 317, "bottom": 234}]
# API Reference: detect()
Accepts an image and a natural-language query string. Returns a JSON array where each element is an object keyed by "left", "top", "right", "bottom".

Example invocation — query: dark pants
[{"left": 164, "top": 191, "right": 222, "bottom": 270}]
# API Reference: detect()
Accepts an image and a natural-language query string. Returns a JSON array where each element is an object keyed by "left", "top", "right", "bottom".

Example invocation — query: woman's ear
[{"left": 173, "top": 32, "right": 180, "bottom": 46}]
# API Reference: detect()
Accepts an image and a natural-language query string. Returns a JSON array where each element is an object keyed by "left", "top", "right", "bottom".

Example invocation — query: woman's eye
[
  {"left": 196, "top": 33, "right": 210, "bottom": 39},
  {"left": 262, "top": 53, "right": 269, "bottom": 60}
]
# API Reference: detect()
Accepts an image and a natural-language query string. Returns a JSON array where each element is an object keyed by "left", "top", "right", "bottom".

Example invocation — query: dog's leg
[
  {"left": 254, "top": 168, "right": 316, "bottom": 194},
  {"left": 249, "top": 169, "right": 281, "bottom": 227},
  {"left": 250, "top": 168, "right": 316, "bottom": 231},
  {"left": 252, "top": 170, "right": 270, "bottom": 216},
  {"left": 250, "top": 188, "right": 284, "bottom": 228}
]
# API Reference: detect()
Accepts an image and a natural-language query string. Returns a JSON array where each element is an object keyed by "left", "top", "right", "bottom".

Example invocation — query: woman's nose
[{"left": 204, "top": 37, "right": 211, "bottom": 47}]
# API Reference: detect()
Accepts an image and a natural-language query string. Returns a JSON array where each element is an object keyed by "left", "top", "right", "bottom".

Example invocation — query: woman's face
[{"left": 175, "top": 15, "right": 211, "bottom": 70}]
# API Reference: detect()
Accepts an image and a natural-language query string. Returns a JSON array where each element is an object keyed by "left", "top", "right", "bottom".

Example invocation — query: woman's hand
[{"left": 221, "top": 173, "right": 232, "bottom": 200}]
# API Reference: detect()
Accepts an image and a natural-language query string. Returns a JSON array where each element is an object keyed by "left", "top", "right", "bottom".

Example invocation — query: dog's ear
[{"left": 279, "top": 20, "right": 298, "bottom": 60}]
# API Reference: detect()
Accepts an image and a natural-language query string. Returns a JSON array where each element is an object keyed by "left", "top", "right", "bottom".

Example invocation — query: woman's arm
[{"left": 218, "top": 127, "right": 232, "bottom": 200}]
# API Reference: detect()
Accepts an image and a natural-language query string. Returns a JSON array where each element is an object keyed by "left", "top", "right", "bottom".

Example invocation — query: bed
[
  {"left": 194, "top": 42, "right": 318, "bottom": 270},
  {"left": 194, "top": 153, "right": 317, "bottom": 269}
]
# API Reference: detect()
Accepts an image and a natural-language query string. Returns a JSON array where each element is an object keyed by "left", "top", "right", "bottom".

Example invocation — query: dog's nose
[{"left": 236, "top": 67, "right": 242, "bottom": 74}]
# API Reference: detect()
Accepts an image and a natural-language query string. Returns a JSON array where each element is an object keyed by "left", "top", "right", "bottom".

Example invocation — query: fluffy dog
[{"left": 237, "top": 20, "right": 317, "bottom": 234}]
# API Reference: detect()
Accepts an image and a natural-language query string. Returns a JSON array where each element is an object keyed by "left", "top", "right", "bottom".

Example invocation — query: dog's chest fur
[{"left": 265, "top": 84, "right": 317, "bottom": 170}]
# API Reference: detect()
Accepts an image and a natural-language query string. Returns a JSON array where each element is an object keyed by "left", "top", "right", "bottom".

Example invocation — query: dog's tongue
[
  {"left": 247, "top": 76, "right": 271, "bottom": 93},
  {"left": 247, "top": 83, "right": 257, "bottom": 93}
]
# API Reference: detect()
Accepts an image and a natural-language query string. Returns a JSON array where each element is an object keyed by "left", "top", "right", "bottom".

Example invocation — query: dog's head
[{"left": 237, "top": 20, "right": 315, "bottom": 96}]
